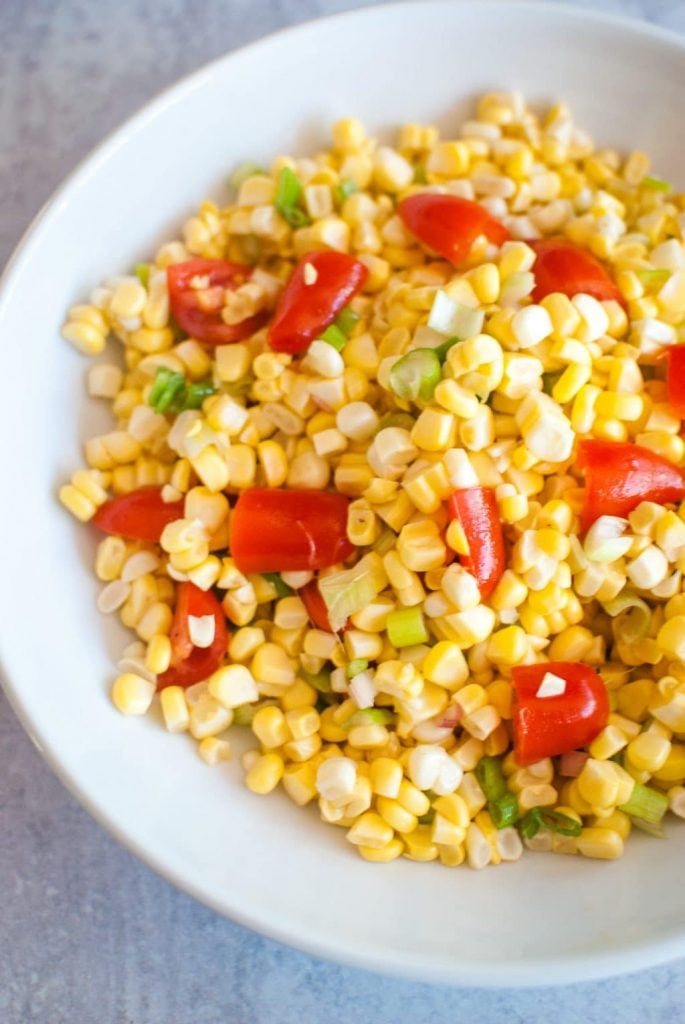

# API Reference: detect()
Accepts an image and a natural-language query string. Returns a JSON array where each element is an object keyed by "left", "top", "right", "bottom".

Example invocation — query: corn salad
[{"left": 60, "top": 91, "right": 685, "bottom": 868}]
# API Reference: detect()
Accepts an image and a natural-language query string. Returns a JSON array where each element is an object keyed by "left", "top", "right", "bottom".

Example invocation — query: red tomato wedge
[
  {"left": 231, "top": 488, "right": 354, "bottom": 573},
  {"left": 577, "top": 439, "right": 685, "bottom": 532},
  {"left": 300, "top": 579, "right": 336, "bottom": 632},
  {"left": 447, "top": 487, "right": 505, "bottom": 598},
  {"left": 398, "top": 194, "right": 509, "bottom": 265},
  {"left": 268, "top": 251, "right": 368, "bottom": 354},
  {"left": 666, "top": 346, "right": 685, "bottom": 417},
  {"left": 529, "top": 239, "right": 626, "bottom": 308},
  {"left": 512, "top": 662, "right": 609, "bottom": 766},
  {"left": 157, "top": 582, "right": 228, "bottom": 690},
  {"left": 167, "top": 258, "right": 267, "bottom": 344},
  {"left": 92, "top": 486, "right": 184, "bottom": 543}
]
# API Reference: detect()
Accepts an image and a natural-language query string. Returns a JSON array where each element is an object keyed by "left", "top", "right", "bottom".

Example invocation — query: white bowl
[{"left": 2, "top": 0, "right": 685, "bottom": 988}]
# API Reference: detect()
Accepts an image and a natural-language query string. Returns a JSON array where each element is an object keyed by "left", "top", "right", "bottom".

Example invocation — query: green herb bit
[
  {"left": 542, "top": 370, "right": 564, "bottom": 396},
  {"left": 229, "top": 160, "right": 266, "bottom": 192},
  {"left": 433, "top": 336, "right": 461, "bottom": 364},
  {"left": 334, "top": 306, "right": 360, "bottom": 336},
  {"left": 389, "top": 348, "right": 442, "bottom": 403},
  {"left": 262, "top": 572, "right": 293, "bottom": 598},
  {"left": 642, "top": 175, "right": 672, "bottom": 193},
  {"left": 148, "top": 368, "right": 186, "bottom": 413},
  {"left": 636, "top": 268, "right": 671, "bottom": 287},
  {"left": 519, "top": 807, "right": 582, "bottom": 840},
  {"left": 385, "top": 606, "right": 429, "bottom": 648},
  {"left": 345, "top": 708, "right": 395, "bottom": 729},
  {"left": 181, "top": 381, "right": 217, "bottom": 410},
  {"left": 336, "top": 177, "right": 359, "bottom": 202},
  {"left": 275, "top": 167, "right": 312, "bottom": 228},
  {"left": 489, "top": 792, "right": 519, "bottom": 830},
  {"left": 346, "top": 659, "right": 369, "bottom": 678},
  {"left": 134, "top": 262, "right": 150, "bottom": 288},
  {"left": 475, "top": 756, "right": 507, "bottom": 803},
  {"left": 301, "top": 668, "right": 333, "bottom": 694},
  {"left": 619, "top": 783, "right": 668, "bottom": 825},
  {"left": 320, "top": 323, "right": 348, "bottom": 351}
]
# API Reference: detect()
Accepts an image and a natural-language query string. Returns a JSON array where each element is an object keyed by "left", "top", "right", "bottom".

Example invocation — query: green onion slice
[
  {"left": 334, "top": 306, "right": 360, "bottom": 336},
  {"left": 385, "top": 607, "right": 429, "bottom": 648},
  {"left": 519, "top": 808, "right": 582, "bottom": 840},
  {"left": 476, "top": 756, "right": 507, "bottom": 803},
  {"left": 336, "top": 177, "right": 359, "bottom": 202},
  {"left": 134, "top": 262, "right": 150, "bottom": 288},
  {"left": 619, "top": 783, "right": 668, "bottom": 825},
  {"left": 318, "top": 555, "right": 383, "bottom": 632},
  {"left": 642, "top": 175, "right": 672, "bottom": 192},
  {"left": 300, "top": 668, "right": 333, "bottom": 694},
  {"left": 489, "top": 792, "right": 519, "bottom": 830},
  {"left": 433, "top": 336, "right": 461, "bottom": 363},
  {"left": 319, "top": 324, "right": 348, "bottom": 351},
  {"left": 275, "top": 167, "right": 311, "bottom": 228},
  {"left": 345, "top": 708, "right": 395, "bottom": 729},
  {"left": 389, "top": 348, "right": 442, "bottom": 403},
  {"left": 636, "top": 268, "right": 671, "bottom": 287},
  {"left": 229, "top": 160, "right": 266, "bottom": 191},
  {"left": 346, "top": 659, "right": 369, "bottom": 678},
  {"left": 262, "top": 572, "right": 293, "bottom": 598},
  {"left": 148, "top": 368, "right": 186, "bottom": 413}
]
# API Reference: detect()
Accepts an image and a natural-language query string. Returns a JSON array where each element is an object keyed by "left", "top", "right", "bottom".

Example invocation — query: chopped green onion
[
  {"left": 334, "top": 306, "right": 360, "bottom": 336},
  {"left": 476, "top": 756, "right": 507, "bottom": 803},
  {"left": 602, "top": 592, "right": 652, "bottom": 644},
  {"left": 413, "top": 164, "right": 427, "bottom": 185},
  {"left": 636, "top": 268, "right": 671, "bottom": 287},
  {"left": 319, "top": 323, "right": 348, "bottom": 351},
  {"left": 336, "top": 177, "right": 359, "bottom": 202},
  {"left": 134, "top": 262, "right": 150, "bottom": 288},
  {"left": 490, "top": 792, "right": 519, "bottom": 829},
  {"left": 232, "top": 704, "right": 257, "bottom": 726},
  {"left": 542, "top": 370, "right": 563, "bottom": 395},
  {"left": 148, "top": 367, "right": 216, "bottom": 414},
  {"left": 519, "top": 807, "right": 582, "bottom": 840},
  {"left": 262, "top": 572, "right": 293, "bottom": 598},
  {"left": 433, "top": 336, "right": 461, "bottom": 363},
  {"left": 229, "top": 160, "right": 266, "bottom": 191},
  {"left": 300, "top": 668, "right": 333, "bottom": 693},
  {"left": 389, "top": 348, "right": 442, "bottom": 403},
  {"left": 375, "top": 411, "right": 416, "bottom": 433},
  {"left": 385, "top": 607, "right": 429, "bottom": 648},
  {"left": 275, "top": 167, "right": 311, "bottom": 228},
  {"left": 318, "top": 554, "right": 384, "bottom": 632},
  {"left": 642, "top": 175, "right": 672, "bottom": 193},
  {"left": 148, "top": 368, "right": 186, "bottom": 413},
  {"left": 619, "top": 783, "right": 668, "bottom": 825},
  {"left": 345, "top": 708, "right": 395, "bottom": 729},
  {"left": 371, "top": 527, "right": 398, "bottom": 556},
  {"left": 346, "top": 659, "right": 369, "bottom": 678}
]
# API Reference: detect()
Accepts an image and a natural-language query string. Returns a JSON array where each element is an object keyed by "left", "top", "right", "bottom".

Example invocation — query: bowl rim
[{"left": 3, "top": 0, "right": 685, "bottom": 988}]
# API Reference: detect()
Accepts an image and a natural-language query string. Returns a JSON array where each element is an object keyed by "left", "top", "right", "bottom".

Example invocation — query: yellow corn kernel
[
  {"left": 625, "top": 732, "right": 671, "bottom": 773},
  {"left": 589, "top": 724, "right": 629, "bottom": 760},
  {"left": 245, "top": 752, "right": 284, "bottom": 794},
  {"left": 454, "top": 684, "right": 488, "bottom": 717},
  {"left": 422, "top": 641, "right": 469, "bottom": 689},
  {"left": 251, "top": 643, "right": 296, "bottom": 688},
  {"left": 282, "top": 762, "right": 317, "bottom": 806},
  {"left": 197, "top": 736, "right": 232, "bottom": 766},
  {"left": 433, "top": 793, "right": 470, "bottom": 828},
  {"left": 284, "top": 706, "right": 320, "bottom": 741},
  {"left": 486, "top": 626, "right": 528, "bottom": 666},
  {"left": 357, "top": 838, "right": 404, "bottom": 863},
  {"left": 403, "top": 825, "right": 439, "bottom": 862},
  {"left": 397, "top": 779, "right": 431, "bottom": 817},
  {"left": 346, "top": 812, "right": 394, "bottom": 849},
  {"left": 540, "top": 292, "right": 581, "bottom": 338},
  {"left": 252, "top": 706, "right": 290, "bottom": 748},
  {"left": 369, "top": 758, "right": 404, "bottom": 798},
  {"left": 111, "top": 672, "right": 155, "bottom": 715},
  {"left": 426, "top": 140, "right": 470, "bottom": 176},
  {"left": 347, "top": 724, "right": 390, "bottom": 749},
  {"left": 376, "top": 796, "right": 418, "bottom": 834},
  {"left": 576, "top": 827, "right": 624, "bottom": 860},
  {"left": 577, "top": 759, "right": 621, "bottom": 809}
]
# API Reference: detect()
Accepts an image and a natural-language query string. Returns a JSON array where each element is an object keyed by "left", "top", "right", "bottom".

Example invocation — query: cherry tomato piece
[
  {"left": 92, "top": 486, "right": 184, "bottom": 543},
  {"left": 512, "top": 662, "right": 609, "bottom": 766},
  {"left": 577, "top": 439, "right": 685, "bottom": 532},
  {"left": 167, "top": 258, "right": 267, "bottom": 345},
  {"left": 447, "top": 487, "right": 505, "bottom": 598},
  {"left": 529, "top": 239, "right": 626, "bottom": 308},
  {"left": 398, "top": 193, "right": 509, "bottom": 265},
  {"left": 231, "top": 488, "right": 353, "bottom": 573},
  {"left": 666, "top": 346, "right": 685, "bottom": 417},
  {"left": 268, "top": 251, "right": 368, "bottom": 354},
  {"left": 157, "top": 582, "right": 228, "bottom": 690}
]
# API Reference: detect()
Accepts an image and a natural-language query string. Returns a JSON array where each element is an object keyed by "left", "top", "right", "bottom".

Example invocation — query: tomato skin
[
  {"left": 92, "top": 486, "right": 184, "bottom": 543},
  {"left": 529, "top": 239, "right": 626, "bottom": 308},
  {"left": 157, "top": 582, "right": 228, "bottom": 690},
  {"left": 268, "top": 251, "right": 368, "bottom": 354},
  {"left": 577, "top": 439, "right": 685, "bottom": 532},
  {"left": 666, "top": 346, "right": 685, "bottom": 417},
  {"left": 512, "top": 662, "right": 609, "bottom": 766},
  {"left": 447, "top": 487, "right": 505, "bottom": 597},
  {"left": 167, "top": 258, "right": 267, "bottom": 345},
  {"left": 231, "top": 488, "right": 354, "bottom": 573},
  {"left": 300, "top": 580, "right": 335, "bottom": 632},
  {"left": 398, "top": 194, "right": 509, "bottom": 265}
]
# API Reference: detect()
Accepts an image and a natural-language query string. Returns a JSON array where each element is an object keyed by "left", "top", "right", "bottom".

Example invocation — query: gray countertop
[{"left": 3, "top": 1, "right": 685, "bottom": 1021}]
